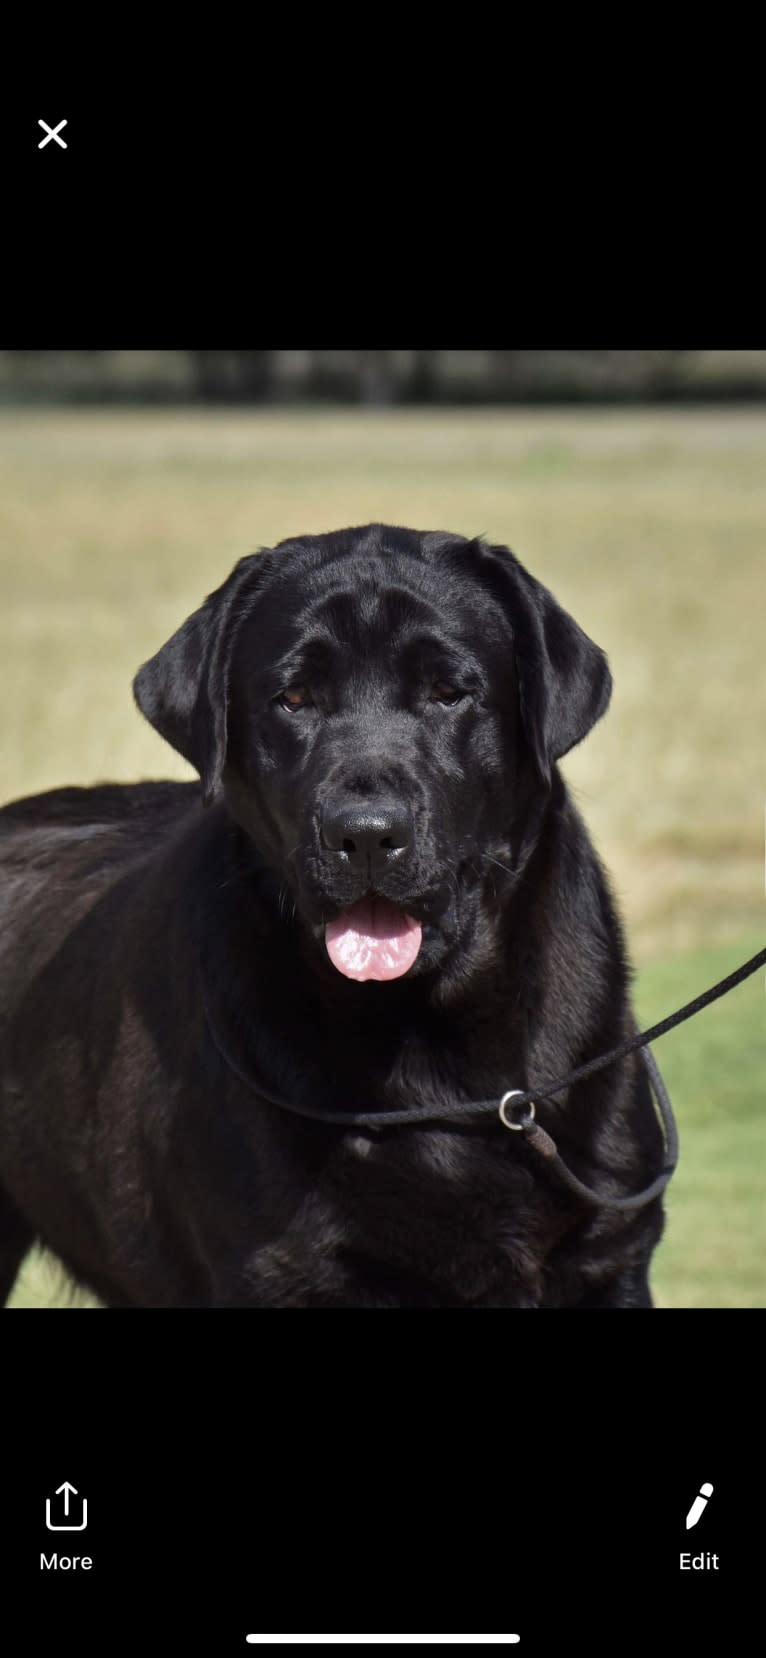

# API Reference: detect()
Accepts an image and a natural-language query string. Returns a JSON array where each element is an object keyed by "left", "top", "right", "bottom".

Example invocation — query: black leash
[{"left": 202, "top": 945, "right": 766, "bottom": 1213}]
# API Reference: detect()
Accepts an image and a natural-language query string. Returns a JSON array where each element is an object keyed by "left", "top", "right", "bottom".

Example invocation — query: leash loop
[{"left": 499, "top": 1090, "right": 536, "bottom": 1131}]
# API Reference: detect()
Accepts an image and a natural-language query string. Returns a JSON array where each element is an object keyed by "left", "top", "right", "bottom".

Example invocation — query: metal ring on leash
[{"left": 498, "top": 1090, "right": 536, "bottom": 1131}]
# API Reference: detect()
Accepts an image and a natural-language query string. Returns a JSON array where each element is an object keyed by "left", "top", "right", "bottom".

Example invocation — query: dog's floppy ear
[
  {"left": 133, "top": 553, "right": 266, "bottom": 805},
  {"left": 476, "top": 540, "right": 612, "bottom": 784}
]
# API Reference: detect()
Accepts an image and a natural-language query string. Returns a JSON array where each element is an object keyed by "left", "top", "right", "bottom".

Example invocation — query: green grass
[
  {"left": 1, "top": 406, "right": 764, "bottom": 1306},
  {"left": 635, "top": 937, "right": 765, "bottom": 1307}
]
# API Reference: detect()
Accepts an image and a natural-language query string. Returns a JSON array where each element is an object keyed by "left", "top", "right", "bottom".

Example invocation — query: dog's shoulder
[{"left": 0, "top": 780, "right": 201, "bottom": 872}]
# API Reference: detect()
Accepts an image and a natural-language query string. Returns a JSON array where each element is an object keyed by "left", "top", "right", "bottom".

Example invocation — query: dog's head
[{"left": 134, "top": 525, "right": 611, "bottom": 984}]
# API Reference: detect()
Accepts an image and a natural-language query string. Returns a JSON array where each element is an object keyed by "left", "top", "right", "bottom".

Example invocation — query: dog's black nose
[{"left": 322, "top": 802, "right": 413, "bottom": 873}]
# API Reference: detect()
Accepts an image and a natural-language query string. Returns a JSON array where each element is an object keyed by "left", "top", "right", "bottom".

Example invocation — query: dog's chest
[{"left": 246, "top": 1125, "right": 571, "bottom": 1307}]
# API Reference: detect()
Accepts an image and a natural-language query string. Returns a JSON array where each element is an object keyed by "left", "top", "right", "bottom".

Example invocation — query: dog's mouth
[{"left": 324, "top": 895, "right": 423, "bottom": 982}]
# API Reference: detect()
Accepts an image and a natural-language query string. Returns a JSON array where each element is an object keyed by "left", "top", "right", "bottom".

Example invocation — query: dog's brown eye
[
  {"left": 279, "top": 685, "right": 311, "bottom": 711},
  {"left": 430, "top": 681, "right": 462, "bottom": 705}
]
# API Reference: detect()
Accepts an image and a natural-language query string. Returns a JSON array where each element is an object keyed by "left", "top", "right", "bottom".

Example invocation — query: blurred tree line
[{"left": 2, "top": 350, "right": 766, "bottom": 403}]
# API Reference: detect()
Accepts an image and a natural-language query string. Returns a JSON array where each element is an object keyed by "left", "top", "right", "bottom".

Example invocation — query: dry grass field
[{"left": 1, "top": 406, "right": 763, "bottom": 1306}]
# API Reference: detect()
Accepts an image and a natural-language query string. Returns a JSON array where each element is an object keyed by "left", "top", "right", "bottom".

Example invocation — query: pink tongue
[{"left": 325, "top": 898, "right": 423, "bottom": 982}]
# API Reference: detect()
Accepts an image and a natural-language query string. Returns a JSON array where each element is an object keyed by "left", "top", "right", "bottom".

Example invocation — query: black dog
[{"left": 0, "top": 524, "right": 665, "bottom": 1307}]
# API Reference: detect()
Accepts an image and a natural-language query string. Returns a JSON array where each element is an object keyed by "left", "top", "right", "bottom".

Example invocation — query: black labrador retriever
[{"left": 0, "top": 524, "right": 665, "bottom": 1307}]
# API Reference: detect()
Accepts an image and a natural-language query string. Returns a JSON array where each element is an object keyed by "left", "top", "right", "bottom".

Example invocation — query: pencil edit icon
[{"left": 686, "top": 1483, "right": 713, "bottom": 1529}]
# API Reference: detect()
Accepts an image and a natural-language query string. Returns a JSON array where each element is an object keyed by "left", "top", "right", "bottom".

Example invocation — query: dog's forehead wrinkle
[
  {"left": 257, "top": 548, "right": 511, "bottom": 676},
  {"left": 310, "top": 578, "right": 447, "bottom": 640},
  {"left": 269, "top": 609, "right": 485, "bottom": 685}
]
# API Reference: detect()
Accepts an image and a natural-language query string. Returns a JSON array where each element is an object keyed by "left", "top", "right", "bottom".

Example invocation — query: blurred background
[{"left": 1, "top": 349, "right": 763, "bottom": 1308}]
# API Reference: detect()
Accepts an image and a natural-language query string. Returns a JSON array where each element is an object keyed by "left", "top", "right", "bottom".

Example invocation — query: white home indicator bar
[{"left": 245, "top": 1639, "right": 521, "bottom": 1646}]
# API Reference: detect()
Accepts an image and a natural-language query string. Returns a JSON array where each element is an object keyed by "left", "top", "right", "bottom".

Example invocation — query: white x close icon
[{"left": 38, "top": 119, "right": 68, "bottom": 150}]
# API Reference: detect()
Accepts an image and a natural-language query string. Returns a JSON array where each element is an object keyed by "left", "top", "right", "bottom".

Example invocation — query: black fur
[{"left": 0, "top": 524, "right": 664, "bottom": 1307}]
